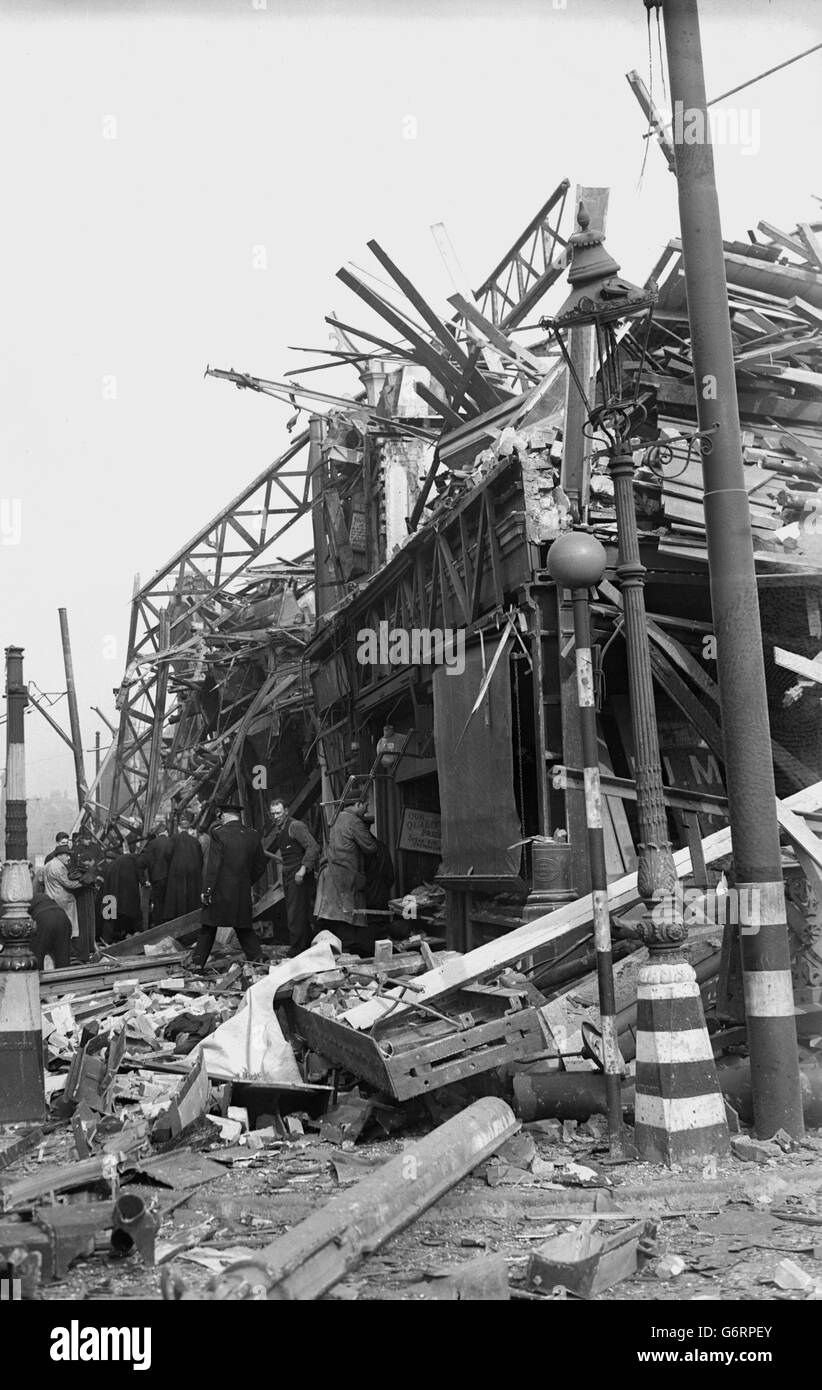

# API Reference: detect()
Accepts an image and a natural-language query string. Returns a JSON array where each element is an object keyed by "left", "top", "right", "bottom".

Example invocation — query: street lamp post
[
  {"left": 543, "top": 207, "right": 682, "bottom": 946},
  {"left": 543, "top": 208, "right": 730, "bottom": 1164},
  {"left": 547, "top": 531, "right": 624, "bottom": 1155}
]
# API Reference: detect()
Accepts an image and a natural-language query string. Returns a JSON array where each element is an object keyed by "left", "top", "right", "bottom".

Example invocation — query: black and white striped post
[
  {"left": 548, "top": 532, "right": 624, "bottom": 1155},
  {"left": 0, "top": 646, "right": 44, "bottom": 1124}
]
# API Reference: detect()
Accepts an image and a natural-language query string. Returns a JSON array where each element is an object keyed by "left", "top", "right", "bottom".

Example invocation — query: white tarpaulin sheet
[{"left": 195, "top": 940, "right": 338, "bottom": 1083}]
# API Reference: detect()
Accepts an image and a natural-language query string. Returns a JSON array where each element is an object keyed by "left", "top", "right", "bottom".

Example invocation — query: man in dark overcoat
[
  {"left": 100, "top": 831, "right": 143, "bottom": 941},
  {"left": 163, "top": 813, "right": 204, "bottom": 922},
  {"left": 192, "top": 802, "right": 267, "bottom": 968},
  {"left": 139, "top": 818, "right": 173, "bottom": 925}
]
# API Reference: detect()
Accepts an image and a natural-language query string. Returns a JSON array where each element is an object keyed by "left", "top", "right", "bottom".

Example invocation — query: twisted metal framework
[
  {"left": 105, "top": 430, "right": 313, "bottom": 836},
  {"left": 103, "top": 181, "right": 576, "bottom": 837},
  {"left": 469, "top": 179, "right": 571, "bottom": 331}
]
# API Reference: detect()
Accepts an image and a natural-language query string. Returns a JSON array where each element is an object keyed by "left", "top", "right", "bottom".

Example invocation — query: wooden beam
[
  {"left": 415, "top": 381, "right": 463, "bottom": 429},
  {"left": 553, "top": 764, "right": 729, "bottom": 816},
  {"left": 649, "top": 647, "right": 725, "bottom": 761},
  {"left": 367, "top": 239, "right": 503, "bottom": 413},
  {"left": 469, "top": 497, "right": 488, "bottom": 621},
  {"left": 626, "top": 70, "right": 676, "bottom": 172},
  {"left": 757, "top": 220, "right": 810, "bottom": 260},
  {"left": 336, "top": 266, "right": 484, "bottom": 413},
  {"left": 796, "top": 224, "right": 822, "bottom": 274},
  {"left": 777, "top": 803, "right": 822, "bottom": 873},
  {"left": 350, "top": 781, "right": 822, "bottom": 1015},
  {"left": 484, "top": 491, "right": 505, "bottom": 609},
  {"left": 101, "top": 910, "right": 202, "bottom": 958},
  {"left": 436, "top": 531, "right": 470, "bottom": 625},
  {"left": 773, "top": 645, "right": 822, "bottom": 685},
  {"left": 447, "top": 294, "right": 545, "bottom": 376}
]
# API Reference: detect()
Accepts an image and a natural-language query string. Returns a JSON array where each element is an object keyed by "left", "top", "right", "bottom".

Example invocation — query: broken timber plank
[
  {"left": 796, "top": 224, "right": 822, "bottom": 274},
  {"left": 597, "top": 726, "right": 637, "bottom": 877},
  {"left": 367, "top": 239, "right": 503, "bottom": 413},
  {"left": 774, "top": 646, "right": 822, "bottom": 685},
  {"left": 370, "top": 781, "right": 822, "bottom": 1014},
  {"left": 40, "top": 954, "right": 184, "bottom": 996},
  {"left": 553, "top": 766, "right": 728, "bottom": 817},
  {"left": 101, "top": 911, "right": 202, "bottom": 958},
  {"left": 775, "top": 805, "right": 822, "bottom": 906},
  {"left": 757, "top": 220, "right": 811, "bottom": 261}
]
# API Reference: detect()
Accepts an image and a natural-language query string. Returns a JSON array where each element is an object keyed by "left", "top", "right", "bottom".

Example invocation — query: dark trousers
[
  {"left": 192, "top": 924, "right": 263, "bottom": 969},
  {"left": 33, "top": 922, "right": 71, "bottom": 971},
  {"left": 283, "top": 872, "right": 313, "bottom": 956},
  {"left": 316, "top": 916, "right": 377, "bottom": 958}
]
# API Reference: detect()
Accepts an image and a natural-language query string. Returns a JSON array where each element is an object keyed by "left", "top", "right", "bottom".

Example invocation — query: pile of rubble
[{"left": 5, "top": 921, "right": 822, "bottom": 1302}]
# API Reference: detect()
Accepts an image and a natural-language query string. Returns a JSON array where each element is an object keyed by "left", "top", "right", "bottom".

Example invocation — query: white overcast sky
[{"left": 1, "top": 0, "right": 819, "bottom": 798}]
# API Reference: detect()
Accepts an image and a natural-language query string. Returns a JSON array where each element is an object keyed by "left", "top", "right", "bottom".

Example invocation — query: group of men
[
  {"left": 101, "top": 814, "right": 205, "bottom": 941},
  {"left": 195, "top": 793, "right": 394, "bottom": 967},
  {"left": 27, "top": 790, "right": 395, "bottom": 973},
  {"left": 27, "top": 830, "right": 97, "bottom": 970}
]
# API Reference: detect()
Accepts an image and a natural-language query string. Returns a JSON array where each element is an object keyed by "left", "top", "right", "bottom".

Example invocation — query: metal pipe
[
  {"left": 196, "top": 1097, "right": 518, "bottom": 1300},
  {"left": 569, "top": 587, "right": 623, "bottom": 1153},
  {"left": 27, "top": 690, "right": 75, "bottom": 750},
  {"left": 58, "top": 608, "right": 88, "bottom": 814},
  {"left": 514, "top": 1070, "right": 637, "bottom": 1123},
  {"left": 92, "top": 705, "right": 116, "bottom": 734},
  {"left": 656, "top": 0, "right": 804, "bottom": 1140},
  {"left": 609, "top": 449, "right": 680, "bottom": 921}
]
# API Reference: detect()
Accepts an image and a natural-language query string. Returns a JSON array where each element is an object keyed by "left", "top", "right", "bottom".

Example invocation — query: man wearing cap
[
  {"left": 193, "top": 802, "right": 267, "bottom": 968},
  {"left": 44, "top": 831, "right": 71, "bottom": 865},
  {"left": 268, "top": 795, "right": 320, "bottom": 958},
  {"left": 42, "top": 842, "right": 82, "bottom": 939}
]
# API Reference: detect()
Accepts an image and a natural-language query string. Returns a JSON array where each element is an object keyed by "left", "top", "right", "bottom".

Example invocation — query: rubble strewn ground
[{"left": 4, "top": 934, "right": 822, "bottom": 1303}]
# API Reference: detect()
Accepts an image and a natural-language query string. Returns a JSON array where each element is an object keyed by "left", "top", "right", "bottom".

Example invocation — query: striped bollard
[
  {"left": 0, "top": 861, "right": 45, "bottom": 1124},
  {"left": 635, "top": 958, "right": 729, "bottom": 1165}
]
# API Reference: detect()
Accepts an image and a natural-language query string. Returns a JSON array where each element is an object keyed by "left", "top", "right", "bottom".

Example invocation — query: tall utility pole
[
  {"left": 58, "top": 608, "right": 88, "bottom": 814},
  {"left": 652, "top": 0, "right": 804, "bottom": 1138},
  {"left": 4, "top": 646, "right": 28, "bottom": 859}
]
